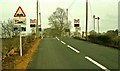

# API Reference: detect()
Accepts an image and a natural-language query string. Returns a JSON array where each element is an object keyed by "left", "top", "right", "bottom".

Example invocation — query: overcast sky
[{"left": 0, "top": 0, "right": 119, "bottom": 34}]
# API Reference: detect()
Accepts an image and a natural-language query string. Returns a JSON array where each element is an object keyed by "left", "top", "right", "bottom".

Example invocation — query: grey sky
[{"left": 0, "top": 0, "right": 119, "bottom": 34}]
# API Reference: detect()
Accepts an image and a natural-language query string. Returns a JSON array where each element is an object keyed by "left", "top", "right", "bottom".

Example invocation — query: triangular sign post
[
  {"left": 14, "top": 6, "right": 26, "bottom": 17},
  {"left": 13, "top": 6, "right": 26, "bottom": 56}
]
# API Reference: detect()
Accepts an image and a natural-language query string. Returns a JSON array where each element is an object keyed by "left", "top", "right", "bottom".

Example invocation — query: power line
[
  {"left": 67, "top": 0, "right": 76, "bottom": 9},
  {"left": 66, "top": 0, "right": 76, "bottom": 22},
  {"left": 38, "top": 0, "right": 41, "bottom": 13},
  {"left": 89, "top": 0, "right": 93, "bottom": 20}
]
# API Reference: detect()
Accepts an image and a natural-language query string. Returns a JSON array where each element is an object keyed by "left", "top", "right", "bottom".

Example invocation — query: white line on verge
[
  {"left": 85, "top": 56, "right": 110, "bottom": 71},
  {"left": 67, "top": 45, "right": 80, "bottom": 53},
  {"left": 61, "top": 41, "right": 66, "bottom": 45}
]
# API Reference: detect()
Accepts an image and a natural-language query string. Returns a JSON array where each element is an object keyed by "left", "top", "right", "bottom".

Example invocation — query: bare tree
[
  {"left": 1, "top": 19, "right": 14, "bottom": 38},
  {"left": 48, "top": 7, "right": 67, "bottom": 37}
]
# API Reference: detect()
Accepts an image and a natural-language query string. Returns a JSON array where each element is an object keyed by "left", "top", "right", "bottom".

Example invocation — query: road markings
[
  {"left": 56, "top": 37, "right": 60, "bottom": 41},
  {"left": 56, "top": 37, "right": 80, "bottom": 54},
  {"left": 67, "top": 45, "right": 80, "bottom": 53},
  {"left": 85, "top": 56, "right": 110, "bottom": 71},
  {"left": 61, "top": 41, "right": 66, "bottom": 45}
]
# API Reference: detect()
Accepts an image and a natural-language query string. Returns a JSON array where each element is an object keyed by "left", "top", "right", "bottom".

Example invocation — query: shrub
[
  {"left": 88, "top": 34, "right": 119, "bottom": 48},
  {"left": 26, "top": 35, "right": 35, "bottom": 43},
  {"left": 88, "top": 34, "right": 99, "bottom": 43},
  {"left": 97, "top": 35, "right": 111, "bottom": 44}
]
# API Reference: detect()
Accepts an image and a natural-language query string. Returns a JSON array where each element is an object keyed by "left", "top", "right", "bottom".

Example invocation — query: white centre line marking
[
  {"left": 85, "top": 56, "right": 110, "bottom": 71},
  {"left": 61, "top": 41, "right": 66, "bottom": 45},
  {"left": 67, "top": 45, "right": 80, "bottom": 53},
  {"left": 56, "top": 37, "right": 60, "bottom": 41}
]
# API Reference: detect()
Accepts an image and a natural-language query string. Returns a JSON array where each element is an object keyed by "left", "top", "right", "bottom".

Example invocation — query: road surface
[{"left": 27, "top": 37, "right": 118, "bottom": 70}]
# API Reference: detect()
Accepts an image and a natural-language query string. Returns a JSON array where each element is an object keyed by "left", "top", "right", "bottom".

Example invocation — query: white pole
[{"left": 19, "top": 25, "right": 22, "bottom": 56}]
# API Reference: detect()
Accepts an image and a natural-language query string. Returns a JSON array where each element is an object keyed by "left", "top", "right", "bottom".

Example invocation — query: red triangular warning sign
[{"left": 14, "top": 6, "right": 26, "bottom": 17}]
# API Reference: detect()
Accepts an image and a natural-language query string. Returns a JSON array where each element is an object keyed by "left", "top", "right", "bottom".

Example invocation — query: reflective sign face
[
  {"left": 74, "top": 24, "right": 79, "bottom": 27},
  {"left": 30, "top": 24, "right": 36, "bottom": 27},
  {"left": 21, "top": 27, "right": 26, "bottom": 31},
  {"left": 14, "top": 6, "right": 26, "bottom": 17},
  {"left": 74, "top": 19, "right": 80, "bottom": 24},
  {"left": 13, "top": 26, "right": 26, "bottom": 31},
  {"left": 14, "top": 27, "right": 19, "bottom": 31},
  {"left": 30, "top": 19, "right": 36, "bottom": 23},
  {"left": 14, "top": 18, "right": 26, "bottom": 25}
]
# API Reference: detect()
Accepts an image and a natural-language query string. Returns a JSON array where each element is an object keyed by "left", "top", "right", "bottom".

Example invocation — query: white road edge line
[
  {"left": 61, "top": 41, "right": 66, "bottom": 45},
  {"left": 85, "top": 56, "right": 110, "bottom": 71},
  {"left": 67, "top": 45, "right": 80, "bottom": 53}
]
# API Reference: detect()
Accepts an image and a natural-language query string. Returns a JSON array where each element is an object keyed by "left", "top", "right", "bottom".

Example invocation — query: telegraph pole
[
  {"left": 36, "top": 0, "right": 39, "bottom": 38},
  {"left": 86, "top": 0, "right": 88, "bottom": 40},
  {"left": 97, "top": 17, "right": 100, "bottom": 33},
  {"left": 39, "top": 0, "right": 42, "bottom": 38},
  {"left": 39, "top": 12, "right": 41, "bottom": 29},
  {"left": 93, "top": 15, "right": 95, "bottom": 31},
  {"left": 39, "top": 12, "right": 42, "bottom": 38},
  {"left": 39, "top": 12, "right": 41, "bottom": 33},
  {"left": 66, "top": 9, "right": 68, "bottom": 27},
  {"left": 66, "top": 9, "right": 69, "bottom": 37}
]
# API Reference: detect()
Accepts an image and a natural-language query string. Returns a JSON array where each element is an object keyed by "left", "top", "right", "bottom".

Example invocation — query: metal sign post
[
  {"left": 14, "top": 6, "right": 26, "bottom": 56},
  {"left": 19, "top": 25, "right": 22, "bottom": 56}
]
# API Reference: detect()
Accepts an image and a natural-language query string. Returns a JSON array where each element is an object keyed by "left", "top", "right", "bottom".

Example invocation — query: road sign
[
  {"left": 30, "top": 24, "right": 36, "bottom": 27},
  {"left": 14, "top": 6, "right": 26, "bottom": 17},
  {"left": 74, "top": 19, "right": 80, "bottom": 24},
  {"left": 13, "top": 6, "right": 26, "bottom": 56},
  {"left": 30, "top": 19, "right": 36, "bottom": 23},
  {"left": 13, "top": 26, "right": 26, "bottom": 31},
  {"left": 21, "top": 27, "right": 26, "bottom": 31},
  {"left": 74, "top": 19, "right": 80, "bottom": 27},
  {"left": 74, "top": 24, "right": 80, "bottom": 27},
  {"left": 13, "top": 27, "right": 19, "bottom": 31},
  {"left": 14, "top": 18, "right": 26, "bottom": 25}
]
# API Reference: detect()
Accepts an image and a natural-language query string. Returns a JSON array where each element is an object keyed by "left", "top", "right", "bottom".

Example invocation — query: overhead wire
[
  {"left": 88, "top": 0, "right": 94, "bottom": 30},
  {"left": 67, "top": 0, "right": 94, "bottom": 32},
  {"left": 89, "top": 0, "right": 93, "bottom": 20},
  {"left": 67, "top": 0, "right": 76, "bottom": 17},
  {"left": 67, "top": 0, "right": 76, "bottom": 9},
  {"left": 66, "top": 0, "right": 76, "bottom": 22}
]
